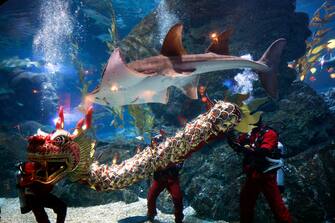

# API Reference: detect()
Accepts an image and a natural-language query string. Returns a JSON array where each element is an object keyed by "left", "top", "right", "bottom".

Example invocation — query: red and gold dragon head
[{"left": 26, "top": 106, "right": 96, "bottom": 185}]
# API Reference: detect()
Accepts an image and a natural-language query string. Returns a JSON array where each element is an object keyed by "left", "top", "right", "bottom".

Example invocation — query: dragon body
[{"left": 27, "top": 101, "right": 241, "bottom": 191}]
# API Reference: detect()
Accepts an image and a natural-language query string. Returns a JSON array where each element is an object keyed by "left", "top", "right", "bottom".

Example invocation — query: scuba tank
[
  {"left": 276, "top": 142, "right": 285, "bottom": 191},
  {"left": 262, "top": 141, "right": 286, "bottom": 192},
  {"left": 15, "top": 162, "right": 31, "bottom": 214},
  {"left": 263, "top": 141, "right": 285, "bottom": 173}
]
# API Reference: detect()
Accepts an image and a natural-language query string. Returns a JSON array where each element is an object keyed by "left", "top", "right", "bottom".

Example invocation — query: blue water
[{"left": 0, "top": 0, "right": 334, "bottom": 140}]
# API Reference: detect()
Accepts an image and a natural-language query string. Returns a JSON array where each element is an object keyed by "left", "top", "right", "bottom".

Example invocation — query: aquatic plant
[
  {"left": 224, "top": 92, "right": 268, "bottom": 133},
  {"left": 70, "top": 42, "right": 91, "bottom": 110},
  {"left": 106, "top": 0, "right": 119, "bottom": 53},
  {"left": 128, "top": 104, "right": 155, "bottom": 137}
]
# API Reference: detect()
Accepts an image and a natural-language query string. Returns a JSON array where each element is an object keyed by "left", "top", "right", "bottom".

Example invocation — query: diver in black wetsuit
[{"left": 17, "top": 161, "right": 67, "bottom": 223}]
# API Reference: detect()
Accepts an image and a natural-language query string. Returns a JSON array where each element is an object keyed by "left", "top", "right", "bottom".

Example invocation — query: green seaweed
[
  {"left": 106, "top": 0, "right": 119, "bottom": 53},
  {"left": 70, "top": 42, "right": 88, "bottom": 97},
  {"left": 128, "top": 104, "right": 155, "bottom": 137}
]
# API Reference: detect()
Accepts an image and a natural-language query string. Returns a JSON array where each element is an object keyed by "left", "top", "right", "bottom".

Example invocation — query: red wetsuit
[
  {"left": 147, "top": 164, "right": 184, "bottom": 223},
  {"left": 236, "top": 125, "right": 292, "bottom": 223}
]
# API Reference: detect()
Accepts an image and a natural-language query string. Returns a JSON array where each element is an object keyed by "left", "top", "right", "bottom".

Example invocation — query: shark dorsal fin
[
  {"left": 160, "top": 24, "right": 187, "bottom": 57},
  {"left": 206, "top": 27, "right": 234, "bottom": 55}
]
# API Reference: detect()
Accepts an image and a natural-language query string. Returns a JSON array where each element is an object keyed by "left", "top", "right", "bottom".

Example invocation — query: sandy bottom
[{"left": 0, "top": 198, "right": 228, "bottom": 223}]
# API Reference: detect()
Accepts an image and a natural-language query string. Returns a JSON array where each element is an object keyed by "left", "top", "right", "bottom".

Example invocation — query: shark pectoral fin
[
  {"left": 160, "top": 24, "right": 187, "bottom": 57},
  {"left": 257, "top": 38, "right": 287, "bottom": 99},
  {"left": 206, "top": 27, "right": 234, "bottom": 55},
  {"left": 102, "top": 48, "right": 145, "bottom": 85},
  {"left": 180, "top": 75, "right": 199, "bottom": 100}
]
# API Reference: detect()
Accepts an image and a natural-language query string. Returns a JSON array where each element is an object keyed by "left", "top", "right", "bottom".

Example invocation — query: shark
[{"left": 86, "top": 24, "right": 287, "bottom": 108}]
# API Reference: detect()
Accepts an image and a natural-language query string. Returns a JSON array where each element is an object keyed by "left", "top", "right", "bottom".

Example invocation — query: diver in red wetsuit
[
  {"left": 228, "top": 122, "right": 292, "bottom": 223},
  {"left": 147, "top": 163, "right": 184, "bottom": 223},
  {"left": 147, "top": 132, "right": 184, "bottom": 223},
  {"left": 17, "top": 161, "right": 67, "bottom": 223}
]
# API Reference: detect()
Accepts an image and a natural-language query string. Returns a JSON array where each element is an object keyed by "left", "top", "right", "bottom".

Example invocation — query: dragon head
[{"left": 26, "top": 106, "right": 96, "bottom": 185}]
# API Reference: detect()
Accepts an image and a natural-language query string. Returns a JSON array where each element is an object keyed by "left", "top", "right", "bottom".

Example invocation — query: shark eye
[{"left": 53, "top": 135, "right": 69, "bottom": 146}]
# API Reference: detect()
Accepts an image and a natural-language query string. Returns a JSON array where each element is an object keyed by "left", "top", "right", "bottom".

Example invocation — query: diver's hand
[{"left": 243, "top": 144, "right": 255, "bottom": 152}]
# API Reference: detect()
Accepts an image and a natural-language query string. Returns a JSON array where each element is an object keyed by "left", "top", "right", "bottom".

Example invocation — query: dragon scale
[
  {"left": 26, "top": 101, "right": 241, "bottom": 191},
  {"left": 88, "top": 101, "right": 241, "bottom": 190}
]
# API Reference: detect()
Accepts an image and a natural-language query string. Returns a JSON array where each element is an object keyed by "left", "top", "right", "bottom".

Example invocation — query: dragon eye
[{"left": 53, "top": 135, "right": 69, "bottom": 146}]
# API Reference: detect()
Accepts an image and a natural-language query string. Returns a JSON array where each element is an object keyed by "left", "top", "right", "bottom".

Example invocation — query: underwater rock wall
[
  {"left": 0, "top": 68, "right": 58, "bottom": 125},
  {"left": 0, "top": 128, "right": 26, "bottom": 197},
  {"left": 116, "top": 0, "right": 335, "bottom": 222},
  {"left": 322, "top": 87, "right": 335, "bottom": 114},
  {"left": 182, "top": 81, "right": 335, "bottom": 222},
  {"left": 119, "top": 0, "right": 311, "bottom": 123}
]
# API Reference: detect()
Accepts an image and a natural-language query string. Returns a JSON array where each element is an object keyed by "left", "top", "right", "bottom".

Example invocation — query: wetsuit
[
  {"left": 228, "top": 125, "right": 292, "bottom": 223},
  {"left": 19, "top": 162, "right": 67, "bottom": 223},
  {"left": 147, "top": 163, "right": 184, "bottom": 223}
]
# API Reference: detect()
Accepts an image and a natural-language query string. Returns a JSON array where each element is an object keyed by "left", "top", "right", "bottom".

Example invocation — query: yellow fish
[
  {"left": 327, "top": 39, "right": 335, "bottom": 49},
  {"left": 310, "top": 67, "right": 317, "bottom": 74},
  {"left": 309, "top": 44, "right": 326, "bottom": 55},
  {"left": 314, "top": 28, "right": 332, "bottom": 38},
  {"left": 325, "top": 11, "right": 335, "bottom": 20},
  {"left": 307, "top": 53, "right": 322, "bottom": 63}
]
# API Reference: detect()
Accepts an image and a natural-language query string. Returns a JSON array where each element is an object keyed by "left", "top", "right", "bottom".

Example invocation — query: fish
[
  {"left": 306, "top": 38, "right": 322, "bottom": 51},
  {"left": 321, "top": 56, "right": 335, "bottom": 69},
  {"left": 310, "top": 11, "right": 322, "bottom": 24},
  {"left": 95, "top": 33, "right": 112, "bottom": 43},
  {"left": 309, "top": 44, "right": 327, "bottom": 55},
  {"left": 314, "top": 28, "right": 332, "bottom": 38},
  {"left": 310, "top": 3, "right": 335, "bottom": 26},
  {"left": 86, "top": 24, "right": 286, "bottom": 108},
  {"left": 325, "top": 11, "right": 335, "bottom": 20},
  {"left": 310, "top": 67, "right": 317, "bottom": 74},
  {"left": 324, "top": 4, "right": 335, "bottom": 13},
  {"left": 82, "top": 9, "right": 110, "bottom": 27},
  {"left": 307, "top": 53, "right": 322, "bottom": 63},
  {"left": 0, "top": 57, "right": 42, "bottom": 69},
  {"left": 135, "top": 136, "right": 144, "bottom": 141},
  {"left": 327, "top": 39, "right": 335, "bottom": 49}
]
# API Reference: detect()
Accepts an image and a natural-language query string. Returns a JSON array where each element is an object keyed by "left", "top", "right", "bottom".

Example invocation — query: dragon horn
[
  {"left": 85, "top": 106, "right": 93, "bottom": 129},
  {"left": 72, "top": 118, "right": 85, "bottom": 136},
  {"left": 56, "top": 106, "right": 65, "bottom": 129},
  {"left": 72, "top": 106, "right": 93, "bottom": 136}
]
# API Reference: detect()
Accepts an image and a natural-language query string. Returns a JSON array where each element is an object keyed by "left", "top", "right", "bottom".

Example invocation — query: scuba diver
[
  {"left": 16, "top": 161, "right": 67, "bottom": 223},
  {"left": 227, "top": 119, "right": 292, "bottom": 223},
  {"left": 147, "top": 131, "right": 184, "bottom": 223}
]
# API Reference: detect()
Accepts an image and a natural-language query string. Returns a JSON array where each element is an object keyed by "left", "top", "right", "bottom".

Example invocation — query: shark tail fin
[{"left": 257, "top": 38, "right": 287, "bottom": 99}]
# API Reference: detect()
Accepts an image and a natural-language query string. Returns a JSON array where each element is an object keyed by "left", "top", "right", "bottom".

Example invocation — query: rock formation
[{"left": 114, "top": 0, "right": 335, "bottom": 222}]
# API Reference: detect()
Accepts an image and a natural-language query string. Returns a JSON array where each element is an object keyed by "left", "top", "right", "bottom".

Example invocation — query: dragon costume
[{"left": 26, "top": 101, "right": 243, "bottom": 191}]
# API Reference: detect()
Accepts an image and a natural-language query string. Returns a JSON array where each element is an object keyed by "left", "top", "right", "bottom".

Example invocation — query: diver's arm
[
  {"left": 19, "top": 174, "right": 35, "bottom": 187},
  {"left": 252, "top": 130, "right": 278, "bottom": 156},
  {"left": 227, "top": 132, "right": 247, "bottom": 152}
]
